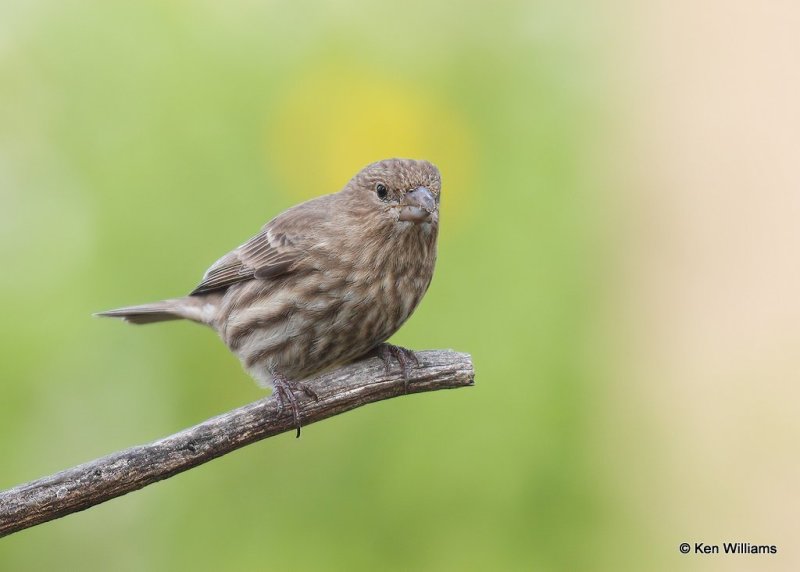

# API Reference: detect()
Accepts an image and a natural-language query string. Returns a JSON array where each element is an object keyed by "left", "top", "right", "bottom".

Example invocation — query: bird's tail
[{"left": 95, "top": 297, "right": 214, "bottom": 325}]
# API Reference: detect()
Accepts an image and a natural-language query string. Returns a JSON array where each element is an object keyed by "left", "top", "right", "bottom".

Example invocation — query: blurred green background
[{"left": 2, "top": 1, "right": 799, "bottom": 571}]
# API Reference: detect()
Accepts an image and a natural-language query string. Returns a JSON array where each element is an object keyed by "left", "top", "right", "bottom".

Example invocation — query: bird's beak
[{"left": 398, "top": 186, "right": 436, "bottom": 223}]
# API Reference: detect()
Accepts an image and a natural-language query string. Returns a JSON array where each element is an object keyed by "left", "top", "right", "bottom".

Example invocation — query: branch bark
[{"left": 0, "top": 349, "right": 473, "bottom": 538}]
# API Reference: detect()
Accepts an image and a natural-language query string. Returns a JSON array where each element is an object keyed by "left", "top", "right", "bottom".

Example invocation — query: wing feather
[
  {"left": 189, "top": 196, "right": 333, "bottom": 295},
  {"left": 190, "top": 229, "right": 304, "bottom": 295}
]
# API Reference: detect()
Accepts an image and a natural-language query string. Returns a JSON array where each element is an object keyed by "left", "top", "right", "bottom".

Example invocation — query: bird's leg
[
  {"left": 374, "top": 343, "right": 420, "bottom": 393},
  {"left": 271, "top": 373, "right": 319, "bottom": 438}
]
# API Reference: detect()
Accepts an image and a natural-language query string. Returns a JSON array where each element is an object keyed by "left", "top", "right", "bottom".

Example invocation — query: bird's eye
[{"left": 376, "top": 183, "right": 388, "bottom": 200}]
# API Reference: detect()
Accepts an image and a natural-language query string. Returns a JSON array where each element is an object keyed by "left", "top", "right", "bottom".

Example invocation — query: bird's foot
[
  {"left": 272, "top": 374, "right": 319, "bottom": 438},
  {"left": 374, "top": 343, "right": 420, "bottom": 393}
]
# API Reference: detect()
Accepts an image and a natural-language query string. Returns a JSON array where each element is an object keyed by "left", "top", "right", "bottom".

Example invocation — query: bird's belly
[{"left": 223, "top": 269, "right": 429, "bottom": 381}]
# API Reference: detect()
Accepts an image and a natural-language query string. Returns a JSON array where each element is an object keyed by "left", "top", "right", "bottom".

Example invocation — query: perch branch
[{"left": 0, "top": 349, "right": 474, "bottom": 538}]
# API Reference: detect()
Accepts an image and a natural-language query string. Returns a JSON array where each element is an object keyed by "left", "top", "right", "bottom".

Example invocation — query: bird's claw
[
  {"left": 375, "top": 343, "right": 420, "bottom": 393},
  {"left": 272, "top": 375, "right": 318, "bottom": 438}
]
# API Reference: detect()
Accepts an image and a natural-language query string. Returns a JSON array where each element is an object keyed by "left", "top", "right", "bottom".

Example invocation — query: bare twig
[{"left": 0, "top": 350, "right": 473, "bottom": 538}]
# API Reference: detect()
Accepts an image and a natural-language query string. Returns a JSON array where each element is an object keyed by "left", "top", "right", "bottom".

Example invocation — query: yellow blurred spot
[{"left": 266, "top": 66, "right": 476, "bottom": 230}]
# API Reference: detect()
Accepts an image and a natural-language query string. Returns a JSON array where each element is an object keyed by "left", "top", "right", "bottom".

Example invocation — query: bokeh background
[{"left": 1, "top": 1, "right": 798, "bottom": 570}]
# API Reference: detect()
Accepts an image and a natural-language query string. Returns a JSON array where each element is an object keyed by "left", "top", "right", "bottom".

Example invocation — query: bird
[{"left": 97, "top": 158, "right": 441, "bottom": 436}]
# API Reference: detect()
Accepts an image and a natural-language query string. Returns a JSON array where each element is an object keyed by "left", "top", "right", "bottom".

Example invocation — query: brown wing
[
  {"left": 188, "top": 230, "right": 296, "bottom": 294},
  {"left": 192, "top": 199, "right": 330, "bottom": 294},
  {"left": 189, "top": 195, "right": 334, "bottom": 295}
]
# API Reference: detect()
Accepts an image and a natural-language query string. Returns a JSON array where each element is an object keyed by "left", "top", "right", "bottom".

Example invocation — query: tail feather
[{"left": 95, "top": 297, "right": 213, "bottom": 325}]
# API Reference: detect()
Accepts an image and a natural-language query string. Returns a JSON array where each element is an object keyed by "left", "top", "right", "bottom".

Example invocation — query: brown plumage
[{"left": 98, "top": 158, "right": 441, "bottom": 434}]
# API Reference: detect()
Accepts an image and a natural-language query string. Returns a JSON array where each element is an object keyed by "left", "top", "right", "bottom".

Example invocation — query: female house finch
[{"left": 98, "top": 158, "right": 441, "bottom": 435}]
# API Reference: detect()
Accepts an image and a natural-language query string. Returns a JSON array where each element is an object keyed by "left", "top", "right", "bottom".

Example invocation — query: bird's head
[{"left": 345, "top": 158, "right": 441, "bottom": 230}]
